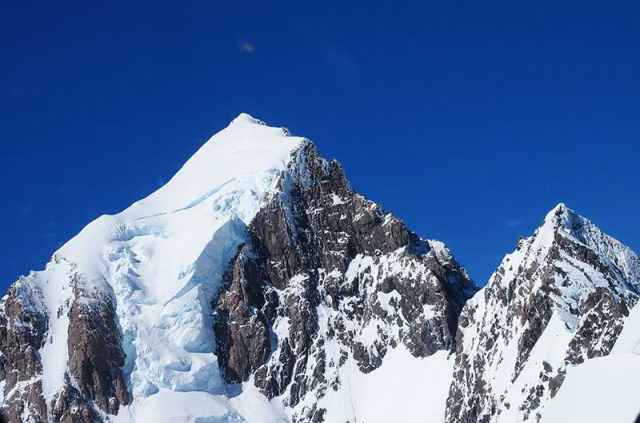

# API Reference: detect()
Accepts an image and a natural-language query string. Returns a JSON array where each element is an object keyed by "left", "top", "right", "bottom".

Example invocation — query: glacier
[{"left": 15, "top": 114, "right": 306, "bottom": 422}]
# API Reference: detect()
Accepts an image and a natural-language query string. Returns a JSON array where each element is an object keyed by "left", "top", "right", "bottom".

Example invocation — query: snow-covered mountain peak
[
  {"left": 448, "top": 204, "right": 640, "bottom": 423},
  {"left": 55, "top": 114, "right": 306, "bottom": 284},
  {"left": 0, "top": 114, "right": 482, "bottom": 423},
  {"left": 547, "top": 201, "right": 568, "bottom": 215},
  {"left": 531, "top": 203, "right": 640, "bottom": 293},
  {"left": 511, "top": 203, "right": 582, "bottom": 266},
  {"left": 120, "top": 114, "right": 303, "bottom": 221},
  {"left": 230, "top": 112, "right": 266, "bottom": 126},
  {"left": 0, "top": 114, "right": 315, "bottom": 423},
  {"left": 539, "top": 202, "right": 582, "bottom": 238},
  {"left": 527, "top": 202, "right": 573, "bottom": 244}
]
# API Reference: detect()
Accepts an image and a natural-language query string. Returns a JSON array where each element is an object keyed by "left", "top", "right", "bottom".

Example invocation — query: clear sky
[{"left": 1, "top": 0, "right": 639, "bottom": 291}]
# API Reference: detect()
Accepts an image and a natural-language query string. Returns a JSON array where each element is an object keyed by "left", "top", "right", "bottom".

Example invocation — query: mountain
[
  {"left": 446, "top": 203, "right": 640, "bottom": 423},
  {"left": 1, "top": 114, "right": 638, "bottom": 423},
  {"left": 0, "top": 114, "right": 477, "bottom": 423}
]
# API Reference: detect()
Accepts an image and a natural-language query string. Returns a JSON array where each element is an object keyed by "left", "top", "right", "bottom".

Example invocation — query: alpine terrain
[{"left": 1, "top": 114, "right": 638, "bottom": 423}]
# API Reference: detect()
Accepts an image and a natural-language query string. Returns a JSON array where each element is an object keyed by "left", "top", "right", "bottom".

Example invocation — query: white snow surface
[
  {"left": 541, "top": 353, "right": 640, "bottom": 423},
  {"left": 19, "top": 114, "right": 306, "bottom": 422},
  {"left": 542, "top": 301, "right": 640, "bottom": 423},
  {"left": 316, "top": 348, "right": 452, "bottom": 423}
]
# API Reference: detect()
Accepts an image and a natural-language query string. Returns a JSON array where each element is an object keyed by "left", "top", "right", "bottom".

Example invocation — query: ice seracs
[
  {"left": 1, "top": 113, "right": 307, "bottom": 422},
  {"left": 94, "top": 113, "right": 304, "bottom": 421}
]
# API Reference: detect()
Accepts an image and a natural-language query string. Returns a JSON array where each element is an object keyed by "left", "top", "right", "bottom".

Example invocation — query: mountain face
[
  {"left": 1, "top": 114, "right": 639, "bottom": 423},
  {"left": 213, "top": 141, "right": 476, "bottom": 422},
  {"left": 446, "top": 204, "right": 640, "bottom": 423}
]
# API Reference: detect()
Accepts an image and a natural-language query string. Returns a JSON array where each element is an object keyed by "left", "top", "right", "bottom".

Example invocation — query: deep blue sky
[{"left": 1, "top": 0, "right": 639, "bottom": 291}]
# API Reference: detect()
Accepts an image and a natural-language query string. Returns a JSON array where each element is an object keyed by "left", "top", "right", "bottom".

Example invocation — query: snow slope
[
  {"left": 15, "top": 114, "right": 305, "bottom": 422},
  {"left": 316, "top": 347, "right": 452, "bottom": 423},
  {"left": 542, "top": 302, "right": 640, "bottom": 423}
]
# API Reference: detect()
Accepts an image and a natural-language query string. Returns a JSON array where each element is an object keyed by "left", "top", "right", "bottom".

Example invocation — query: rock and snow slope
[
  {"left": 0, "top": 114, "right": 476, "bottom": 423},
  {"left": 1, "top": 114, "right": 639, "bottom": 423},
  {"left": 1, "top": 114, "right": 306, "bottom": 422},
  {"left": 541, "top": 301, "right": 640, "bottom": 423},
  {"left": 446, "top": 203, "right": 640, "bottom": 423},
  {"left": 212, "top": 140, "right": 476, "bottom": 422}
]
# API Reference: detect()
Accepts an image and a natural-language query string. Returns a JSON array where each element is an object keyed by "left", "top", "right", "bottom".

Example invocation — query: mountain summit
[
  {"left": 1, "top": 116, "right": 638, "bottom": 423},
  {"left": 447, "top": 203, "right": 640, "bottom": 423}
]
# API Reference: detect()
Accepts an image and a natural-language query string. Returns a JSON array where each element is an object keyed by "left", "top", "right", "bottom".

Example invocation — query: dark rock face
[
  {"left": 50, "top": 384, "right": 102, "bottom": 423},
  {"left": 214, "top": 142, "right": 477, "bottom": 422},
  {"left": 66, "top": 275, "right": 129, "bottom": 416},
  {"left": 214, "top": 250, "right": 273, "bottom": 383},
  {"left": 0, "top": 266, "right": 129, "bottom": 423},
  {"left": 564, "top": 287, "right": 630, "bottom": 365},
  {"left": 0, "top": 280, "right": 49, "bottom": 423},
  {"left": 446, "top": 204, "right": 639, "bottom": 423}
]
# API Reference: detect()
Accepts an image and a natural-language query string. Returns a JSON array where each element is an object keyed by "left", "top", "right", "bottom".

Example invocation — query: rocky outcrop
[
  {"left": 50, "top": 384, "right": 102, "bottom": 423},
  {"left": 0, "top": 280, "right": 49, "bottom": 423},
  {"left": 66, "top": 275, "right": 129, "bottom": 416},
  {"left": 446, "top": 204, "right": 640, "bottom": 423},
  {"left": 564, "top": 287, "right": 630, "bottom": 365},
  {"left": 214, "top": 141, "right": 477, "bottom": 422},
  {"left": 0, "top": 268, "right": 129, "bottom": 423}
]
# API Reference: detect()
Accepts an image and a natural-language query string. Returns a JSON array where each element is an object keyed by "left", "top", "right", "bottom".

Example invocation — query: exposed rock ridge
[
  {"left": 0, "top": 261, "right": 129, "bottom": 423},
  {"left": 214, "top": 141, "right": 477, "bottom": 422},
  {"left": 446, "top": 204, "right": 640, "bottom": 423},
  {"left": 62, "top": 275, "right": 129, "bottom": 419},
  {"left": 0, "top": 279, "right": 49, "bottom": 423}
]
